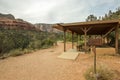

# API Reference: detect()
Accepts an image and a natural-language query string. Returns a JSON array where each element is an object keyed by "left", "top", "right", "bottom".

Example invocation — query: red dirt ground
[{"left": 0, "top": 42, "right": 120, "bottom": 80}]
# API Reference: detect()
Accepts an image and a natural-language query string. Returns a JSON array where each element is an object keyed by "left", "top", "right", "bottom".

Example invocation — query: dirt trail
[{"left": 0, "top": 42, "right": 120, "bottom": 80}]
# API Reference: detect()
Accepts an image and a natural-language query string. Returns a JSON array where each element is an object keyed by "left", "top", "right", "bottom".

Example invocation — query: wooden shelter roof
[{"left": 53, "top": 20, "right": 120, "bottom": 35}]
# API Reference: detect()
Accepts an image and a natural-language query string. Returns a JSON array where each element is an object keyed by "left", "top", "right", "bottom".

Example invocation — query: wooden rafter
[{"left": 103, "top": 27, "right": 115, "bottom": 38}]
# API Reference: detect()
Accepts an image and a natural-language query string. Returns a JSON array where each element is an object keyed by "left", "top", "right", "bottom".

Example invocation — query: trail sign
[{"left": 88, "top": 38, "right": 102, "bottom": 46}]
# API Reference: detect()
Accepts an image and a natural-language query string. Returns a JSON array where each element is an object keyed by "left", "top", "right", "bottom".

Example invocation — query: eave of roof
[{"left": 53, "top": 20, "right": 120, "bottom": 35}]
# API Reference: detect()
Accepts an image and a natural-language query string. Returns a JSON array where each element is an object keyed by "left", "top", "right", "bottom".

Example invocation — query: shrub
[
  {"left": 84, "top": 65, "right": 114, "bottom": 80},
  {"left": 28, "top": 40, "right": 41, "bottom": 49},
  {"left": 0, "top": 31, "right": 15, "bottom": 53},
  {"left": 0, "top": 29, "right": 56, "bottom": 58},
  {"left": 0, "top": 29, "right": 30, "bottom": 54}
]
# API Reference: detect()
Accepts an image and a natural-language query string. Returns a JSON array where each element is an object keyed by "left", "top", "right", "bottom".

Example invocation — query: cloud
[{"left": 0, "top": 0, "right": 120, "bottom": 23}]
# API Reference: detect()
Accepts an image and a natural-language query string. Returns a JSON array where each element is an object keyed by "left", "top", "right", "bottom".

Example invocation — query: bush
[
  {"left": 84, "top": 65, "right": 114, "bottom": 80},
  {"left": 40, "top": 39, "right": 54, "bottom": 49},
  {"left": 0, "top": 29, "right": 56, "bottom": 58},
  {"left": 0, "top": 29, "right": 30, "bottom": 54},
  {"left": 0, "top": 31, "right": 15, "bottom": 53}
]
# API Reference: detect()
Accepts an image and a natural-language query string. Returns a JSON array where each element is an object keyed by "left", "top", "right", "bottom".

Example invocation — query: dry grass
[{"left": 84, "top": 64, "right": 114, "bottom": 80}]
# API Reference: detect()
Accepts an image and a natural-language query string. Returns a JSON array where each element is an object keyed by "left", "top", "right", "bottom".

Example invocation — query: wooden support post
[
  {"left": 115, "top": 25, "right": 119, "bottom": 54},
  {"left": 92, "top": 46, "right": 97, "bottom": 80},
  {"left": 77, "top": 34, "right": 79, "bottom": 46},
  {"left": 80, "top": 35, "right": 82, "bottom": 51},
  {"left": 92, "top": 46, "right": 96, "bottom": 74},
  {"left": 72, "top": 32, "right": 74, "bottom": 49},
  {"left": 101, "top": 35, "right": 104, "bottom": 44},
  {"left": 81, "top": 27, "right": 92, "bottom": 52},
  {"left": 76, "top": 34, "right": 79, "bottom": 51},
  {"left": 84, "top": 28, "right": 87, "bottom": 51},
  {"left": 64, "top": 28, "right": 67, "bottom": 52}
]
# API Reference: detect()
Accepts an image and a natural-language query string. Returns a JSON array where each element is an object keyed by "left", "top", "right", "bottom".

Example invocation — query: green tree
[{"left": 86, "top": 14, "right": 97, "bottom": 21}]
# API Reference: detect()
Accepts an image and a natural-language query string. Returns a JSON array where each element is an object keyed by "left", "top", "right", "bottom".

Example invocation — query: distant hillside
[
  {"left": 0, "top": 13, "right": 61, "bottom": 33},
  {"left": 0, "top": 13, "right": 62, "bottom": 33},
  {"left": 0, "top": 13, "right": 35, "bottom": 30},
  {"left": 0, "top": 13, "right": 15, "bottom": 20},
  {"left": 34, "top": 23, "right": 61, "bottom": 33}
]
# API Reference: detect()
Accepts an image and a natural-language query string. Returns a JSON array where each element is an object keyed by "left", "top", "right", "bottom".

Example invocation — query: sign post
[
  {"left": 88, "top": 38, "right": 102, "bottom": 80},
  {"left": 92, "top": 46, "right": 96, "bottom": 74}
]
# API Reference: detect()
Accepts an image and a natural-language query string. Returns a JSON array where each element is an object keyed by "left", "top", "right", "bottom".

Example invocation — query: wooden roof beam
[{"left": 103, "top": 27, "right": 115, "bottom": 38}]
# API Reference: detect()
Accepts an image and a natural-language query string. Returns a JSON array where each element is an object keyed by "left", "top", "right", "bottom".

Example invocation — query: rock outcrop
[
  {"left": 0, "top": 13, "right": 15, "bottom": 20},
  {"left": 0, "top": 13, "right": 35, "bottom": 30},
  {"left": 0, "top": 13, "right": 62, "bottom": 33},
  {"left": 34, "top": 23, "right": 61, "bottom": 33}
]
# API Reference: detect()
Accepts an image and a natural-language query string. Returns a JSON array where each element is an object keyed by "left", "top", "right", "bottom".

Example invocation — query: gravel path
[{"left": 0, "top": 42, "right": 120, "bottom": 80}]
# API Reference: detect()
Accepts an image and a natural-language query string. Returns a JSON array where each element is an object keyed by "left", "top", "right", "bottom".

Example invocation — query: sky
[{"left": 0, "top": 0, "right": 120, "bottom": 24}]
